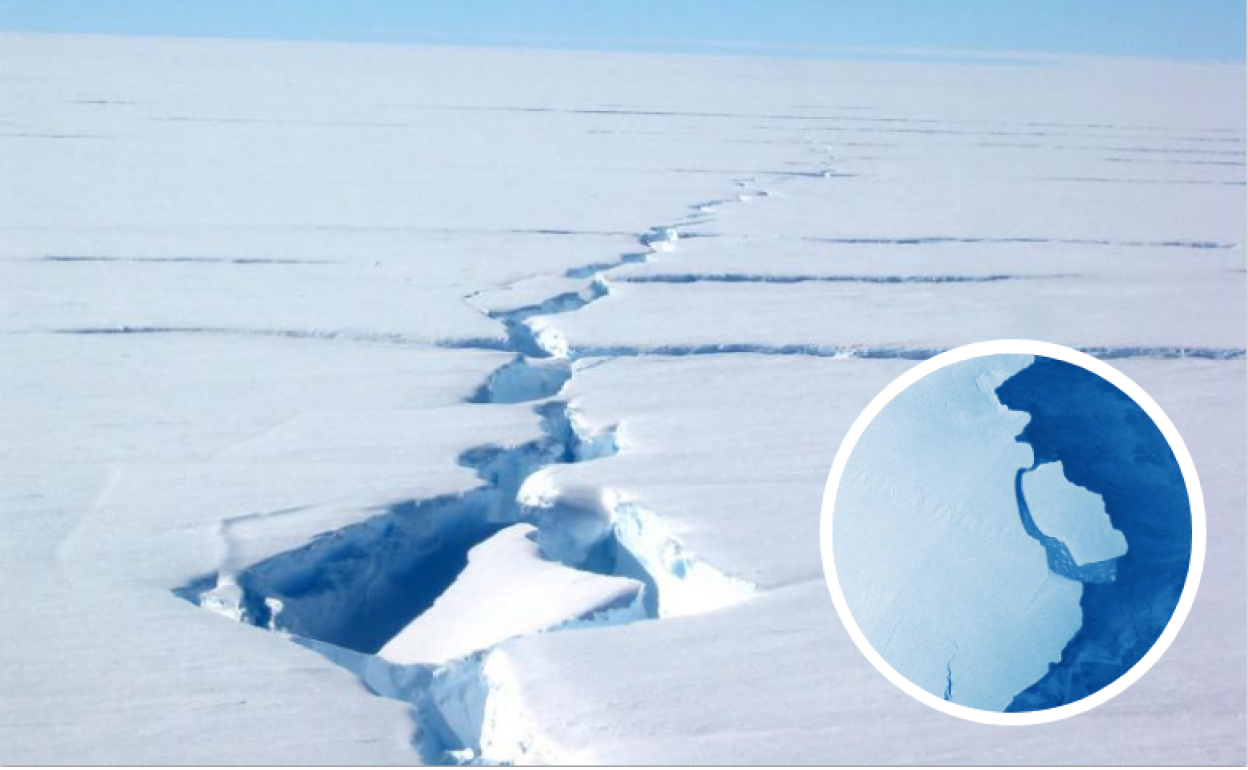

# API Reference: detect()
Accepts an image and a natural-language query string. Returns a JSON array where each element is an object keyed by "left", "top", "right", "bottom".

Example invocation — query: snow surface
[
  {"left": 1, "top": 32, "right": 1244, "bottom": 764},
  {"left": 546, "top": 274, "right": 1245, "bottom": 356},
  {"left": 378, "top": 524, "right": 645, "bottom": 666},
  {"left": 1022, "top": 461, "right": 1128, "bottom": 568}
]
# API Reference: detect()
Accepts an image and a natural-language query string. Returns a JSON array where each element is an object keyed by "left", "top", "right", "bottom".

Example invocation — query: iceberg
[{"left": 1021, "top": 460, "right": 1128, "bottom": 568}]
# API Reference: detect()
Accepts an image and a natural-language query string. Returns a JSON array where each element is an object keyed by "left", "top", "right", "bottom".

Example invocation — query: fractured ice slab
[
  {"left": 1022, "top": 461, "right": 1127, "bottom": 567},
  {"left": 611, "top": 501, "right": 756, "bottom": 618},
  {"left": 378, "top": 524, "right": 645, "bottom": 666},
  {"left": 834, "top": 354, "right": 1085, "bottom": 711}
]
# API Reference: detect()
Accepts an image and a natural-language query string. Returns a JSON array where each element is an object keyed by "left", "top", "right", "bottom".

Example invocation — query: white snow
[
  {"left": 1, "top": 30, "right": 1243, "bottom": 765},
  {"left": 421, "top": 649, "right": 560, "bottom": 765},
  {"left": 378, "top": 524, "right": 645, "bottom": 666},
  {"left": 542, "top": 273, "right": 1245, "bottom": 356},
  {"left": 611, "top": 501, "right": 756, "bottom": 618}
]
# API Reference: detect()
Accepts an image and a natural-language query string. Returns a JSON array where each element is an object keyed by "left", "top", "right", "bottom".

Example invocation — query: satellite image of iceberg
[{"left": 833, "top": 353, "right": 1192, "bottom": 712}]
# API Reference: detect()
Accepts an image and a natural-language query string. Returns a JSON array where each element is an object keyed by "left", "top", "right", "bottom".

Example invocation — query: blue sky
[{"left": 0, "top": 0, "right": 1243, "bottom": 62}]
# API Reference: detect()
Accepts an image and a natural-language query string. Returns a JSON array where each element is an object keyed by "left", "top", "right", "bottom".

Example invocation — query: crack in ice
[{"left": 172, "top": 175, "right": 780, "bottom": 764}]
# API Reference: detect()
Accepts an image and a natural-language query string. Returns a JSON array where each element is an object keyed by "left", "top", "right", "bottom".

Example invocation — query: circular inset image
[{"left": 820, "top": 340, "right": 1204, "bottom": 726}]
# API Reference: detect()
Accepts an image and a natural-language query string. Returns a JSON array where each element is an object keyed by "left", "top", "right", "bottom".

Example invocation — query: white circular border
[{"left": 819, "top": 339, "right": 1207, "bottom": 726}]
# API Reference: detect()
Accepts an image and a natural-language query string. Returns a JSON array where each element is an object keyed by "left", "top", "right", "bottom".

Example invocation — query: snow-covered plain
[{"left": 1, "top": 33, "right": 1244, "bottom": 764}]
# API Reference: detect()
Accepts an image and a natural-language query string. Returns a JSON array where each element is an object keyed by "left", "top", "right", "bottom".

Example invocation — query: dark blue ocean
[{"left": 997, "top": 356, "right": 1192, "bottom": 711}]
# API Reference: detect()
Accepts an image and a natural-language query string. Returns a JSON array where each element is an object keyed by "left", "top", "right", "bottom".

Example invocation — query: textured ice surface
[
  {"left": 378, "top": 524, "right": 645, "bottom": 666},
  {"left": 1022, "top": 461, "right": 1128, "bottom": 567},
  {"left": 834, "top": 355, "right": 1085, "bottom": 710},
  {"left": 610, "top": 502, "right": 756, "bottom": 618},
  {"left": 545, "top": 275, "right": 1246, "bottom": 356}
]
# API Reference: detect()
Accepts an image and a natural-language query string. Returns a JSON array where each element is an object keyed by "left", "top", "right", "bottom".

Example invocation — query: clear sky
[{"left": 0, "top": 0, "right": 1243, "bottom": 62}]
